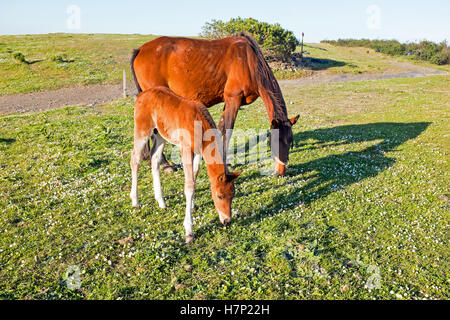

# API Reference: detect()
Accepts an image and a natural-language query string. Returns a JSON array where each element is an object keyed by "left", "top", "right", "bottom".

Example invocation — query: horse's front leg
[
  {"left": 191, "top": 153, "right": 202, "bottom": 212},
  {"left": 182, "top": 150, "right": 195, "bottom": 244},
  {"left": 218, "top": 97, "right": 241, "bottom": 166}
]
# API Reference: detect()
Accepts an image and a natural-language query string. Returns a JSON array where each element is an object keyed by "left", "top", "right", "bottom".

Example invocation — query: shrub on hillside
[
  {"left": 49, "top": 54, "right": 67, "bottom": 63},
  {"left": 12, "top": 52, "right": 27, "bottom": 63},
  {"left": 200, "top": 17, "right": 299, "bottom": 61},
  {"left": 321, "top": 39, "right": 449, "bottom": 65}
]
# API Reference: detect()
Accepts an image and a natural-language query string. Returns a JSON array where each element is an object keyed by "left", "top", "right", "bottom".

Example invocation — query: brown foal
[{"left": 130, "top": 87, "right": 241, "bottom": 243}]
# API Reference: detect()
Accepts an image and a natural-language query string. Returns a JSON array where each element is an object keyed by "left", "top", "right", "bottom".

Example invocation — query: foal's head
[{"left": 210, "top": 171, "right": 242, "bottom": 225}]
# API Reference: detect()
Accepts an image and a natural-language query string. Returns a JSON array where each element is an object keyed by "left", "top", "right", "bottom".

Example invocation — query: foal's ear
[
  {"left": 290, "top": 115, "right": 300, "bottom": 125},
  {"left": 271, "top": 119, "right": 281, "bottom": 129},
  {"left": 227, "top": 170, "right": 242, "bottom": 182}
]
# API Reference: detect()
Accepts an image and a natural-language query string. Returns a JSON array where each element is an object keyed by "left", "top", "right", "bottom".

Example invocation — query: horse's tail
[{"left": 130, "top": 48, "right": 142, "bottom": 94}]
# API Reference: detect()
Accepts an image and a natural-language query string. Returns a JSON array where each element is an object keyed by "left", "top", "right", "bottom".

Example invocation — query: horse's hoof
[
  {"left": 185, "top": 235, "right": 194, "bottom": 244},
  {"left": 162, "top": 164, "right": 177, "bottom": 173},
  {"left": 131, "top": 201, "right": 141, "bottom": 208},
  {"left": 158, "top": 202, "right": 167, "bottom": 209}
]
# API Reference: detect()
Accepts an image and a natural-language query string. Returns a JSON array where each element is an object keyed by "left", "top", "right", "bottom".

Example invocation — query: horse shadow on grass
[
  {"left": 194, "top": 122, "right": 431, "bottom": 238},
  {"left": 245, "top": 122, "right": 430, "bottom": 222},
  {"left": 303, "top": 57, "right": 347, "bottom": 71},
  {"left": 0, "top": 138, "right": 16, "bottom": 144}
]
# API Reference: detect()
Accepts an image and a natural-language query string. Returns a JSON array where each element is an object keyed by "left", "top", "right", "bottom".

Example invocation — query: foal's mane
[
  {"left": 238, "top": 32, "right": 288, "bottom": 120},
  {"left": 197, "top": 104, "right": 227, "bottom": 169},
  {"left": 198, "top": 104, "right": 217, "bottom": 131}
]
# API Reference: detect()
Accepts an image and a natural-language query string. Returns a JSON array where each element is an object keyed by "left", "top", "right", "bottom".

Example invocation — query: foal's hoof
[
  {"left": 131, "top": 201, "right": 141, "bottom": 208},
  {"left": 185, "top": 235, "right": 194, "bottom": 245},
  {"left": 158, "top": 202, "right": 167, "bottom": 209}
]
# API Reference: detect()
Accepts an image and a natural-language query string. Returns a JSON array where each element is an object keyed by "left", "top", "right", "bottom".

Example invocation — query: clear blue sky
[{"left": 1, "top": 0, "right": 449, "bottom": 43}]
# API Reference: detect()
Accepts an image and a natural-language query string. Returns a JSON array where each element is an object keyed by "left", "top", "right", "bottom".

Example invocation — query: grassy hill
[
  {"left": 1, "top": 33, "right": 448, "bottom": 95},
  {"left": 0, "top": 34, "right": 158, "bottom": 95}
]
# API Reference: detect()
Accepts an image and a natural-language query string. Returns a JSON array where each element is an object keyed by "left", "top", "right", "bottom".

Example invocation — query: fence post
[
  {"left": 300, "top": 32, "right": 304, "bottom": 61},
  {"left": 123, "top": 69, "right": 127, "bottom": 98}
]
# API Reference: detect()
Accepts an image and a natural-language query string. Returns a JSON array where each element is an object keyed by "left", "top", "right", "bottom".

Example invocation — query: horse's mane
[{"left": 237, "top": 32, "right": 288, "bottom": 120}]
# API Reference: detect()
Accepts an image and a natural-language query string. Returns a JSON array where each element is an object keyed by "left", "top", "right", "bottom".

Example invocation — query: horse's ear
[
  {"left": 290, "top": 115, "right": 300, "bottom": 125},
  {"left": 227, "top": 170, "right": 242, "bottom": 182},
  {"left": 271, "top": 119, "right": 281, "bottom": 129}
]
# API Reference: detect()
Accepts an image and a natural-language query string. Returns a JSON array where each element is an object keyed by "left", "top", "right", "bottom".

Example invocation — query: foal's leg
[
  {"left": 151, "top": 134, "right": 167, "bottom": 209},
  {"left": 130, "top": 137, "right": 149, "bottom": 208},
  {"left": 191, "top": 153, "right": 202, "bottom": 212},
  {"left": 182, "top": 151, "right": 195, "bottom": 244}
]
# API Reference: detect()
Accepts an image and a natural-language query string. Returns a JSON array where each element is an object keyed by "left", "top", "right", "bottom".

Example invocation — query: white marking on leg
[
  {"left": 182, "top": 154, "right": 195, "bottom": 243},
  {"left": 191, "top": 153, "right": 202, "bottom": 211},
  {"left": 130, "top": 137, "right": 147, "bottom": 207},
  {"left": 184, "top": 185, "right": 194, "bottom": 238},
  {"left": 151, "top": 134, "right": 166, "bottom": 209}
]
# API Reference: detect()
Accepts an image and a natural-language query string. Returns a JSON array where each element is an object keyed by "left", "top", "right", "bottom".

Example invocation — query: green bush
[
  {"left": 200, "top": 17, "right": 299, "bottom": 61},
  {"left": 321, "top": 39, "right": 449, "bottom": 65},
  {"left": 49, "top": 54, "right": 67, "bottom": 63},
  {"left": 408, "top": 41, "right": 449, "bottom": 65},
  {"left": 12, "top": 52, "right": 26, "bottom": 63}
]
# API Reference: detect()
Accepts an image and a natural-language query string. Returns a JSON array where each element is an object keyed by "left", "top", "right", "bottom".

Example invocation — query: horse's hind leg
[
  {"left": 149, "top": 135, "right": 177, "bottom": 173},
  {"left": 151, "top": 133, "right": 166, "bottom": 209},
  {"left": 130, "top": 105, "right": 153, "bottom": 207},
  {"left": 142, "top": 140, "right": 152, "bottom": 163},
  {"left": 130, "top": 136, "right": 149, "bottom": 208}
]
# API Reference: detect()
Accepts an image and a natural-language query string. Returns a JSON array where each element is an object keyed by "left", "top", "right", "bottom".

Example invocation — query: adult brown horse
[{"left": 131, "top": 33, "right": 299, "bottom": 176}]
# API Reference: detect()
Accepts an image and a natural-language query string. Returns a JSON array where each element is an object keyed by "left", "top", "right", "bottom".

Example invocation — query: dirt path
[
  {"left": 279, "top": 62, "right": 448, "bottom": 86},
  {"left": 0, "top": 83, "right": 139, "bottom": 114},
  {"left": 0, "top": 62, "right": 448, "bottom": 114}
]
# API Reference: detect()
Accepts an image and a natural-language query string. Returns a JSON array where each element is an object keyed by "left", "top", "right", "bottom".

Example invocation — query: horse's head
[
  {"left": 271, "top": 115, "right": 299, "bottom": 176},
  {"left": 211, "top": 171, "right": 242, "bottom": 225}
]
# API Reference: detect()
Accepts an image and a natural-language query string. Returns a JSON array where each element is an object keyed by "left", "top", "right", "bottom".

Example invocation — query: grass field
[
  {"left": 0, "top": 34, "right": 158, "bottom": 95},
  {"left": 1, "top": 34, "right": 447, "bottom": 96},
  {"left": 302, "top": 43, "right": 450, "bottom": 75},
  {"left": 0, "top": 75, "right": 448, "bottom": 299}
]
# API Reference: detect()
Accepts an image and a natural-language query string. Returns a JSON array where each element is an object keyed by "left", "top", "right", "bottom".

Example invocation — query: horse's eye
[{"left": 217, "top": 193, "right": 225, "bottom": 200}]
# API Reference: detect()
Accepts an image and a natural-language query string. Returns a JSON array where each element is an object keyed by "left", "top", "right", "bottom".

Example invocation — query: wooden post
[
  {"left": 300, "top": 32, "right": 304, "bottom": 62},
  {"left": 122, "top": 69, "right": 127, "bottom": 98}
]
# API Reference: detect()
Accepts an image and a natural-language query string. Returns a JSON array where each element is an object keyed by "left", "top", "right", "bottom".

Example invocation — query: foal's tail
[{"left": 130, "top": 49, "right": 142, "bottom": 94}]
